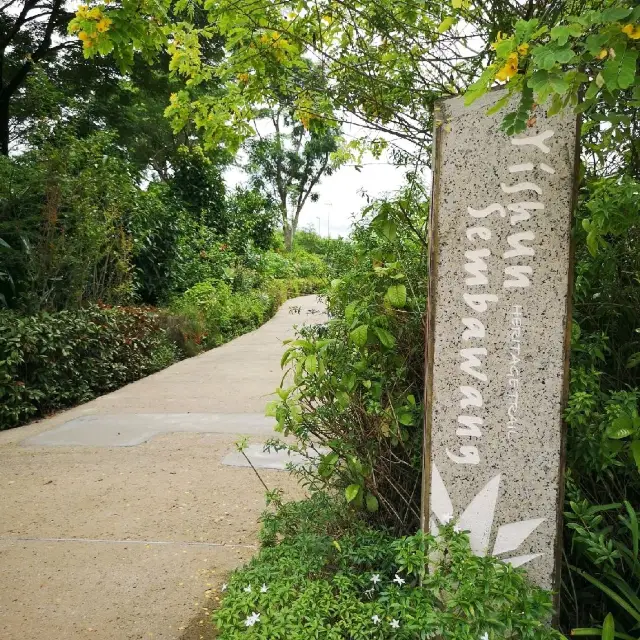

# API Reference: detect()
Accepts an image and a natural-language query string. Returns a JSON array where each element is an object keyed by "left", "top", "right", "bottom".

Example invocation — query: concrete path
[{"left": 0, "top": 295, "right": 326, "bottom": 640}]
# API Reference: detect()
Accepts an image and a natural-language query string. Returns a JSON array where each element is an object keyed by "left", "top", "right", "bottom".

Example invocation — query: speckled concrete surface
[
  {"left": 426, "top": 93, "right": 577, "bottom": 589},
  {"left": 0, "top": 295, "right": 325, "bottom": 640}
]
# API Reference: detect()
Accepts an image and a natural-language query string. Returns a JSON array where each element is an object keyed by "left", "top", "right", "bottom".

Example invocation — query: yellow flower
[
  {"left": 237, "top": 72, "right": 249, "bottom": 83},
  {"left": 69, "top": 21, "right": 81, "bottom": 34},
  {"left": 96, "top": 16, "right": 112, "bottom": 32},
  {"left": 87, "top": 7, "right": 102, "bottom": 19},
  {"left": 495, "top": 52, "right": 519, "bottom": 82},
  {"left": 517, "top": 43, "right": 529, "bottom": 56},
  {"left": 78, "top": 31, "right": 90, "bottom": 41},
  {"left": 77, "top": 5, "right": 88, "bottom": 17},
  {"left": 597, "top": 48, "right": 608, "bottom": 59},
  {"left": 259, "top": 34, "right": 270, "bottom": 44},
  {"left": 621, "top": 23, "right": 640, "bottom": 39}
]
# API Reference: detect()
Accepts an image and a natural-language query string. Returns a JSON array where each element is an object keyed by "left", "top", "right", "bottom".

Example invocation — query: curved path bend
[{"left": 0, "top": 295, "right": 326, "bottom": 640}]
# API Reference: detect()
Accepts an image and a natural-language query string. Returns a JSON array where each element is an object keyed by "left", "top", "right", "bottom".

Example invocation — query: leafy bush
[
  {"left": 214, "top": 496, "right": 561, "bottom": 640},
  {"left": 255, "top": 251, "right": 297, "bottom": 279},
  {"left": 559, "top": 176, "right": 640, "bottom": 634},
  {"left": 0, "top": 304, "right": 177, "bottom": 429},
  {"left": 290, "top": 249, "right": 326, "bottom": 278},
  {"left": 169, "top": 276, "right": 325, "bottom": 352}
]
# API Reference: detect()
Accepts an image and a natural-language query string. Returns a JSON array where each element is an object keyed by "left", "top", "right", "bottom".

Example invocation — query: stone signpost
[{"left": 422, "top": 91, "right": 579, "bottom": 590}]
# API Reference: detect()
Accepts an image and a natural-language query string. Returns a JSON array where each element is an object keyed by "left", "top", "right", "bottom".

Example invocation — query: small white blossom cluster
[
  {"left": 227, "top": 583, "right": 270, "bottom": 628},
  {"left": 364, "top": 573, "right": 407, "bottom": 630},
  {"left": 244, "top": 612, "right": 260, "bottom": 627},
  {"left": 370, "top": 614, "right": 400, "bottom": 629}
]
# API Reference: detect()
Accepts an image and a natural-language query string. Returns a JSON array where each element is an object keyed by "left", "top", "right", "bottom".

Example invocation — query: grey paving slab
[
  {"left": 222, "top": 442, "right": 324, "bottom": 471},
  {"left": 22, "top": 413, "right": 276, "bottom": 447}
]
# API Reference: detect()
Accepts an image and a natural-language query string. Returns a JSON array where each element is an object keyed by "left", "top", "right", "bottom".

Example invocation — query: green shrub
[
  {"left": 266, "top": 188, "right": 428, "bottom": 532},
  {"left": 170, "top": 276, "right": 325, "bottom": 352},
  {"left": 256, "top": 251, "right": 297, "bottom": 279},
  {"left": 214, "top": 496, "right": 561, "bottom": 640},
  {"left": 0, "top": 304, "right": 178, "bottom": 429},
  {"left": 291, "top": 249, "right": 327, "bottom": 278}
]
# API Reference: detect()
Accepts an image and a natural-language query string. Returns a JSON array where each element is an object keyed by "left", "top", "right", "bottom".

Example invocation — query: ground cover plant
[{"left": 214, "top": 494, "right": 563, "bottom": 640}]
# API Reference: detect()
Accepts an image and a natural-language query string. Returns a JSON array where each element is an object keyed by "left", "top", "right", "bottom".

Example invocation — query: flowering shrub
[{"left": 214, "top": 496, "right": 563, "bottom": 640}]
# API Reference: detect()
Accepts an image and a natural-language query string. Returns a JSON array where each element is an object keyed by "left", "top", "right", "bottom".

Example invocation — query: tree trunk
[{"left": 283, "top": 223, "right": 293, "bottom": 252}]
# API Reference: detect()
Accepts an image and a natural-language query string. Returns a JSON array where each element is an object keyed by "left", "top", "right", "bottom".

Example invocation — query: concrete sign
[{"left": 423, "top": 91, "right": 578, "bottom": 590}]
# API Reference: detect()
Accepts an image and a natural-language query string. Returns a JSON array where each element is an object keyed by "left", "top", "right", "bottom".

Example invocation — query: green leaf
[
  {"left": 486, "top": 94, "right": 509, "bottom": 115},
  {"left": 464, "top": 65, "right": 496, "bottom": 106},
  {"left": 379, "top": 219, "right": 397, "bottom": 241},
  {"left": 438, "top": 16, "right": 455, "bottom": 32},
  {"left": 373, "top": 326, "right": 396, "bottom": 348},
  {"left": 627, "top": 352, "right": 640, "bottom": 368},
  {"left": 584, "top": 79, "right": 600, "bottom": 101},
  {"left": 397, "top": 412, "right": 414, "bottom": 426},
  {"left": 601, "top": 6, "right": 632, "bottom": 21},
  {"left": 350, "top": 324, "right": 368, "bottom": 347},
  {"left": 618, "top": 48, "right": 638, "bottom": 90},
  {"left": 549, "top": 73, "right": 570, "bottom": 94},
  {"left": 550, "top": 25, "right": 571, "bottom": 45},
  {"left": 365, "top": 493, "right": 379, "bottom": 512},
  {"left": 608, "top": 415, "right": 634, "bottom": 440},
  {"left": 631, "top": 441, "right": 640, "bottom": 473},
  {"left": 345, "top": 484, "right": 360, "bottom": 503},
  {"left": 602, "top": 613, "right": 615, "bottom": 640},
  {"left": 385, "top": 284, "right": 407, "bottom": 308},
  {"left": 515, "top": 18, "right": 540, "bottom": 44},
  {"left": 345, "top": 302, "right": 357, "bottom": 325},
  {"left": 0, "top": 238, "right": 10, "bottom": 249},
  {"left": 304, "top": 354, "right": 317, "bottom": 374}
]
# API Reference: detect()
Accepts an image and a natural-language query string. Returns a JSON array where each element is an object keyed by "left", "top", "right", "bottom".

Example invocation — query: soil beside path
[{"left": 0, "top": 295, "right": 326, "bottom": 640}]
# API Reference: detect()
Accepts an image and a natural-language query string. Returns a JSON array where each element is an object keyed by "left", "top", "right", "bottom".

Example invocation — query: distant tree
[{"left": 246, "top": 109, "right": 341, "bottom": 252}]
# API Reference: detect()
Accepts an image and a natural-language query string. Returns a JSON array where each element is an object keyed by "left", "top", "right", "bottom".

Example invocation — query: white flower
[
  {"left": 244, "top": 612, "right": 260, "bottom": 627},
  {"left": 221, "top": 583, "right": 228, "bottom": 592},
  {"left": 453, "top": 524, "right": 462, "bottom": 534},
  {"left": 390, "top": 619, "right": 400, "bottom": 629},
  {"left": 260, "top": 584, "right": 268, "bottom": 593},
  {"left": 243, "top": 585, "right": 252, "bottom": 593},
  {"left": 370, "top": 574, "right": 381, "bottom": 584},
  {"left": 364, "top": 587, "right": 374, "bottom": 597},
  {"left": 393, "top": 573, "right": 405, "bottom": 586},
  {"left": 441, "top": 512, "right": 453, "bottom": 524},
  {"left": 480, "top": 633, "right": 489, "bottom": 640},
  {"left": 371, "top": 615, "right": 381, "bottom": 625}
]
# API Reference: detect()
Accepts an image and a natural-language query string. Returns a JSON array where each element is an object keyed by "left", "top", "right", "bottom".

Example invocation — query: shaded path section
[{"left": 0, "top": 295, "right": 326, "bottom": 640}]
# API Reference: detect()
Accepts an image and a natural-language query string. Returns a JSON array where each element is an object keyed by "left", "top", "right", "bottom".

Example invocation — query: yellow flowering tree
[{"left": 465, "top": 5, "right": 640, "bottom": 134}]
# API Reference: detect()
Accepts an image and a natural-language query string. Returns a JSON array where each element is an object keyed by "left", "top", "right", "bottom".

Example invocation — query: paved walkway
[{"left": 0, "top": 296, "right": 326, "bottom": 640}]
